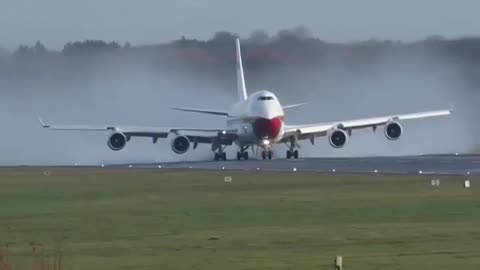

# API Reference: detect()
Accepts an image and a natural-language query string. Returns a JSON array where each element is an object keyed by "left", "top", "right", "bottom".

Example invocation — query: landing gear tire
[
  {"left": 215, "top": 152, "right": 227, "bottom": 161},
  {"left": 286, "top": 150, "right": 299, "bottom": 159},
  {"left": 262, "top": 150, "right": 272, "bottom": 160},
  {"left": 236, "top": 151, "right": 249, "bottom": 160}
]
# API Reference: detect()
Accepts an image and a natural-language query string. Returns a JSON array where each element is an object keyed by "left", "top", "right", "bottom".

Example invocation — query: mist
[{"left": 0, "top": 31, "right": 477, "bottom": 165}]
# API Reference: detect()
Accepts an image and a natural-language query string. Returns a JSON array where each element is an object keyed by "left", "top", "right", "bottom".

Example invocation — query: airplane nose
[{"left": 253, "top": 117, "right": 283, "bottom": 139}]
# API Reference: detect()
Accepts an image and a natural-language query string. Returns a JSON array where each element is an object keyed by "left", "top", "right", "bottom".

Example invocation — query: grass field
[{"left": 0, "top": 168, "right": 479, "bottom": 270}]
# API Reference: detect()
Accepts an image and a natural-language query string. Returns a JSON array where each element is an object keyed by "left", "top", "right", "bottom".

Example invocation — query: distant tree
[
  {"left": 34, "top": 40, "right": 47, "bottom": 55},
  {"left": 108, "top": 41, "right": 121, "bottom": 50},
  {"left": 209, "top": 31, "right": 238, "bottom": 44},
  {"left": 426, "top": 35, "right": 445, "bottom": 42},
  {"left": 123, "top": 41, "right": 132, "bottom": 49},
  {"left": 276, "top": 26, "right": 313, "bottom": 42},
  {"left": 14, "top": 44, "right": 33, "bottom": 57},
  {"left": 62, "top": 40, "right": 121, "bottom": 56},
  {"left": 250, "top": 29, "right": 270, "bottom": 44},
  {"left": 292, "top": 25, "right": 313, "bottom": 39}
]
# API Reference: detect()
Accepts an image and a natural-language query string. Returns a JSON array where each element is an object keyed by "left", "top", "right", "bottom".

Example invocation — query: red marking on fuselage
[{"left": 253, "top": 116, "right": 283, "bottom": 139}]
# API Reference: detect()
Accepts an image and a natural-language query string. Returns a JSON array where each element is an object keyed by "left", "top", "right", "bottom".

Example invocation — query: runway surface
[{"left": 107, "top": 154, "right": 480, "bottom": 176}]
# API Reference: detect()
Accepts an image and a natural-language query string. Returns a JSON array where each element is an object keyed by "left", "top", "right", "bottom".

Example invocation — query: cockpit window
[{"left": 258, "top": 96, "right": 274, "bottom": 101}]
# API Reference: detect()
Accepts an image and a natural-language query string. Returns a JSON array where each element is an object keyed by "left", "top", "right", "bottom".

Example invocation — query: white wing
[
  {"left": 38, "top": 117, "right": 237, "bottom": 144},
  {"left": 283, "top": 109, "right": 452, "bottom": 140},
  {"left": 169, "top": 107, "right": 229, "bottom": 116}
]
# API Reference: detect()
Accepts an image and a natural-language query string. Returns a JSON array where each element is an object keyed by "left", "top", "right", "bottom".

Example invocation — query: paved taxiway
[{"left": 113, "top": 155, "right": 480, "bottom": 176}]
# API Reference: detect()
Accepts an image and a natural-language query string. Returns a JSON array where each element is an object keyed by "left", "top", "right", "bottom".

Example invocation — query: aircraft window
[{"left": 258, "top": 96, "right": 274, "bottom": 101}]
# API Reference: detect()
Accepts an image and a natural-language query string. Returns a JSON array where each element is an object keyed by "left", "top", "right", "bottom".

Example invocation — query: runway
[{"left": 113, "top": 154, "right": 480, "bottom": 176}]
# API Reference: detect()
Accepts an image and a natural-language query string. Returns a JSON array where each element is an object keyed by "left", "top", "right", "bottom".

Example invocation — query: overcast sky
[{"left": 1, "top": 0, "right": 479, "bottom": 50}]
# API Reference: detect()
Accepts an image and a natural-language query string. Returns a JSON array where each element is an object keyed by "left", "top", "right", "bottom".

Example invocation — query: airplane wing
[
  {"left": 282, "top": 102, "right": 308, "bottom": 109},
  {"left": 282, "top": 109, "right": 452, "bottom": 140},
  {"left": 38, "top": 117, "right": 237, "bottom": 144},
  {"left": 169, "top": 107, "right": 229, "bottom": 116}
]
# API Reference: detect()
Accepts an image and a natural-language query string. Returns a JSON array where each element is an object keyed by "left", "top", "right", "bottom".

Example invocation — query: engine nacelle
[
  {"left": 172, "top": 135, "right": 190, "bottom": 154},
  {"left": 384, "top": 122, "right": 402, "bottom": 140},
  {"left": 329, "top": 129, "right": 348, "bottom": 148},
  {"left": 108, "top": 132, "right": 127, "bottom": 151}
]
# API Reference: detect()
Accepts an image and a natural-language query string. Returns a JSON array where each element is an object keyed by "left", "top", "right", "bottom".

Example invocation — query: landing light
[
  {"left": 221, "top": 130, "right": 227, "bottom": 135},
  {"left": 262, "top": 139, "right": 270, "bottom": 145}
]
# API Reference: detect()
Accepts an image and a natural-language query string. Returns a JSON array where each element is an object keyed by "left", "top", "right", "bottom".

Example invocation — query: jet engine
[
  {"left": 384, "top": 122, "right": 402, "bottom": 140},
  {"left": 172, "top": 135, "right": 190, "bottom": 154},
  {"left": 329, "top": 129, "right": 348, "bottom": 148},
  {"left": 108, "top": 132, "right": 127, "bottom": 151}
]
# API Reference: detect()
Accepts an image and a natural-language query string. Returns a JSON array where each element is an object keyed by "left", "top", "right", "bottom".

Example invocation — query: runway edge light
[{"left": 334, "top": 255, "right": 343, "bottom": 270}]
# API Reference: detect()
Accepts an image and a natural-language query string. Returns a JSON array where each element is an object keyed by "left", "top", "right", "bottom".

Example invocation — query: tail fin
[{"left": 236, "top": 38, "right": 248, "bottom": 101}]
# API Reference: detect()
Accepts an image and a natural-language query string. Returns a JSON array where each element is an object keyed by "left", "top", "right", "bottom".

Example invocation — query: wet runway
[{"left": 114, "top": 154, "right": 480, "bottom": 176}]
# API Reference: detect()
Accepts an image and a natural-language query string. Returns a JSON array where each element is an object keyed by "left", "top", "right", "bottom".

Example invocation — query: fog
[
  {"left": 266, "top": 60, "right": 472, "bottom": 158},
  {"left": 0, "top": 58, "right": 233, "bottom": 165},
  {"left": 0, "top": 35, "right": 476, "bottom": 165}
]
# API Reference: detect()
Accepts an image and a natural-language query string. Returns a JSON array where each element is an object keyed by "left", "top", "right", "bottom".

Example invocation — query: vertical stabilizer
[{"left": 236, "top": 38, "right": 248, "bottom": 101}]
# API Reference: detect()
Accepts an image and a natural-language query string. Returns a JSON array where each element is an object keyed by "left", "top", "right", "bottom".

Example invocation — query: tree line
[{"left": 1, "top": 27, "right": 480, "bottom": 86}]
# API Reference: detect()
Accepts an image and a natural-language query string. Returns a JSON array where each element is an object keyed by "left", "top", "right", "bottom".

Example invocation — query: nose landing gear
[{"left": 261, "top": 150, "right": 273, "bottom": 160}]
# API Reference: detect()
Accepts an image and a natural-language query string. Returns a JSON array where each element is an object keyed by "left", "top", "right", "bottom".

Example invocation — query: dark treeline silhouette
[{"left": 1, "top": 27, "right": 480, "bottom": 88}]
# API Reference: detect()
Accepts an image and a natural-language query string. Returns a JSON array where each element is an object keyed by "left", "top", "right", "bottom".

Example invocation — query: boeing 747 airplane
[{"left": 40, "top": 38, "right": 451, "bottom": 161}]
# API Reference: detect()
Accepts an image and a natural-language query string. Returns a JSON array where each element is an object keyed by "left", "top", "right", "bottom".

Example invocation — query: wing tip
[{"left": 38, "top": 116, "right": 50, "bottom": 128}]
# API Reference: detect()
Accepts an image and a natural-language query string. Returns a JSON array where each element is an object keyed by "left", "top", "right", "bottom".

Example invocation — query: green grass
[{"left": 0, "top": 168, "right": 479, "bottom": 269}]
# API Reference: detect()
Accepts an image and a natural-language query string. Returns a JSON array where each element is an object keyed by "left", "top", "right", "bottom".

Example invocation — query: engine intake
[
  {"left": 329, "top": 129, "right": 348, "bottom": 148},
  {"left": 385, "top": 122, "right": 402, "bottom": 140},
  {"left": 108, "top": 132, "right": 127, "bottom": 151},
  {"left": 172, "top": 135, "right": 190, "bottom": 154}
]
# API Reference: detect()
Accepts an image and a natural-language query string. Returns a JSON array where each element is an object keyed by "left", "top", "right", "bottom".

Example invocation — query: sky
[{"left": 1, "top": 0, "right": 479, "bottom": 50}]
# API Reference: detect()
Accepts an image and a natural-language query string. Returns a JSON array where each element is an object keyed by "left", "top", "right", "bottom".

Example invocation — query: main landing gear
[
  {"left": 286, "top": 149, "right": 299, "bottom": 159},
  {"left": 214, "top": 145, "right": 227, "bottom": 161},
  {"left": 236, "top": 145, "right": 250, "bottom": 160},
  {"left": 285, "top": 137, "right": 300, "bottom": 159},
  {"left": 214, "top": 152, "right": 227, "bottom": 161}
]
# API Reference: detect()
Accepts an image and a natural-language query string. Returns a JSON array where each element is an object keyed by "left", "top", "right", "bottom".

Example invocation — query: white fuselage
[{"left": 227, "top": 90, "right": 285, "bottom": 146}]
